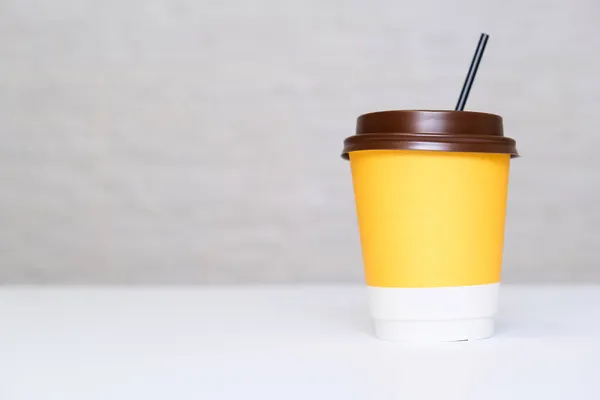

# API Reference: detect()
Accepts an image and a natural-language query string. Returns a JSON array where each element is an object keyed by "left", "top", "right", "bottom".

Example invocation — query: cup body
[{"left": 349, "top": 149, "right": 511, "bottom": 341}]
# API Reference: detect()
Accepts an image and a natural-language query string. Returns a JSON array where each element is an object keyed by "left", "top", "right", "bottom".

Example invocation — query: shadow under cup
[{"left": 342, "top": 110, "right": 518, "bottom": 342}]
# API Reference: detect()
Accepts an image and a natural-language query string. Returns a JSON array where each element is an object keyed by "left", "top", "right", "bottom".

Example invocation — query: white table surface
[{"left": 1, "top": 285, "right": 600, "bottom": 399}]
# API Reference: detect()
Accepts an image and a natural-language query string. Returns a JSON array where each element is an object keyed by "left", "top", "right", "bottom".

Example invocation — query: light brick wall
[{"left": 1, "top": 0, "right": 599, "bottom": 283}]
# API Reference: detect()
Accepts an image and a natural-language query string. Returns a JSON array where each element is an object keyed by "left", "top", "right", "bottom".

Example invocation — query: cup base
[{"left": 374, "top": 317, "right": 494, "bottom": 342}]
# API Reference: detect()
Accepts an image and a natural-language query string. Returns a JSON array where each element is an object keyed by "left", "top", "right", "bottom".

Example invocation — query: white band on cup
[{"left": 367, "top": 283, "right": 500, "bottom": 341}]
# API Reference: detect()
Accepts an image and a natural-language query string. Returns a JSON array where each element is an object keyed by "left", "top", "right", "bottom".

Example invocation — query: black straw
[{"left": 455, "top": 33, "right": 489, "bottom": 111}]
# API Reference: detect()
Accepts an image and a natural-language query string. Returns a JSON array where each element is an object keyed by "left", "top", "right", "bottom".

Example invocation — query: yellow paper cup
[{"left": 342, "top": 111, "right": 518, "bottom": 341}]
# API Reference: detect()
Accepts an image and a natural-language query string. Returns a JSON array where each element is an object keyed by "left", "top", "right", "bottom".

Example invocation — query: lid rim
[
  {"left": 341, "top": 146, "right": 520, "bottom": 160},
  {"left": 342, "top": 134, "right": 518, "bottom": 159}
]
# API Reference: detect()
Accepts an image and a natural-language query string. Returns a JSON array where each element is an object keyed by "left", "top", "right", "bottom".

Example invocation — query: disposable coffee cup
[{"left": 342, "top": 110, "right": 518, "bottom": 341}]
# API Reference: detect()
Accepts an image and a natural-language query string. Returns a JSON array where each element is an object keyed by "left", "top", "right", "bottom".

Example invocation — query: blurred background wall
[{"left": 0, "top": 0, "right": 598, "bottom": 284}]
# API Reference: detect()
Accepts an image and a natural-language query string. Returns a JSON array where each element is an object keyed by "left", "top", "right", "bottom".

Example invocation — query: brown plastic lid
[{"left": 341, "top": 110, "right": 518, "bottom": 159}]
